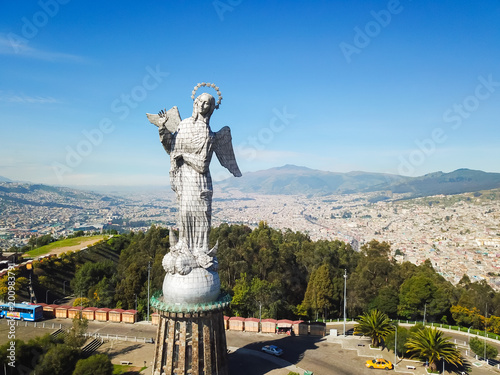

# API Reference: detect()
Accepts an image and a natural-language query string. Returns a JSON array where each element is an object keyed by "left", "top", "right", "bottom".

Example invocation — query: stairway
[{"left": 81, "top": 338, "right": 104, "bottom": 357}]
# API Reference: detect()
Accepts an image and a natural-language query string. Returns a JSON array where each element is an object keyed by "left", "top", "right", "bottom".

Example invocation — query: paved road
[
  {"left": 3, "top": 318, "right": 500, "bottom": 374},
  {"left": 227, "top": 330, "right": 389, "bottom": 375}
]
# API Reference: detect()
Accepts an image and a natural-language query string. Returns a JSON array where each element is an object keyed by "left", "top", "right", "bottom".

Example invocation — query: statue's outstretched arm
[{"left": 214, "top": 126, "right": 242, "bottom": 177}]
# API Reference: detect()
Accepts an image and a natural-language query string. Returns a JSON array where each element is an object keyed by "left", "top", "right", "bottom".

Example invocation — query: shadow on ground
[
  {"left": 443, "top": 357, "right": 473, "bottom": 374},
  {"left": 229, "top": 334, "right": 324, "bottom": 375},
  {"left": 102, "top": 343, "right": 144, "bottom": 358}
]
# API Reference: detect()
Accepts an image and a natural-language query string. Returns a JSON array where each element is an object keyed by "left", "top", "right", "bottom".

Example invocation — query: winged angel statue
[{"left": 147, "top": 83, "right": 241, "bottom": 278}]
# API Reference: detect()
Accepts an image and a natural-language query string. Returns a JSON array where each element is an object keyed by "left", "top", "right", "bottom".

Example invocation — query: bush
[
  {"left": 72, "top": 354, "right": 113, "bottom": 375},
  {"left": 469, "top": 337, "right": 498, "bottom": 359},
  {"left": 33, "top": 344, "right": 80, "bottom": 375},
  {"left": 73, "top": 297, "right": 91, "bottom": 307}
]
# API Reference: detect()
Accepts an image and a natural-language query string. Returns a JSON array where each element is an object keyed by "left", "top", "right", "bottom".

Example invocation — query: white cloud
[
  {"left": 0, "top": 34, "right": 85, "bottom": 63},
  {"left": 0, "top": 93, "right": 60, "bottom": 104}
]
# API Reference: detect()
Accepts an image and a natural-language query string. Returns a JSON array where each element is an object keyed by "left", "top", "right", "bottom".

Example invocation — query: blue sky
[{"left": 1, "top": 0, "right": 499, "bottom": 186}]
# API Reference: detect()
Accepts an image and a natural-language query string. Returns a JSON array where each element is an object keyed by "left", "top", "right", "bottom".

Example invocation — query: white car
[{"left": 261, "top": 345, "right": 283, "bottom": 356}]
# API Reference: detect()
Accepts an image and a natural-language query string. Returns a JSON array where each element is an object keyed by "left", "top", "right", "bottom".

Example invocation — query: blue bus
[{"left": 0, "top": 303, "right": 43, "bottom": 321}]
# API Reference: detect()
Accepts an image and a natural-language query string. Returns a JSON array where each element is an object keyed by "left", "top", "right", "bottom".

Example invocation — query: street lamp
[
  {"left": 63, "top": 280, "right": 67, "bottom": 295},
  {"left": 343, "top": 269, "right": 347, "bottom": 336},
  {"left": 46, "top": 290, "right": 50, "bottom": 303},
  {"left": 258, "top": 300, "right": 262, "bottom": 332},
  {"left": 134, "top": 294, "right": 138, "bottom": 311},
  {"left": 147, "top": 261, "right": 151, "bottom": 322},
  {"left": 391, "top": 323, "right": 398, "bottom": 367},
  {"left": 484, "top": 303, "right": 488, "bottom": 362}
]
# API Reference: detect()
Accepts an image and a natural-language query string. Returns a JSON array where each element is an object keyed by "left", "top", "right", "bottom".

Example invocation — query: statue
[{"left": 147, "top": 83, "right": 241, "bottom": 304}]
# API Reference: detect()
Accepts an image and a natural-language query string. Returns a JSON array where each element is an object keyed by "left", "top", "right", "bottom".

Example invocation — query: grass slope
[{"left": 24, "top": 235, "right": 106, "bottom": 257}]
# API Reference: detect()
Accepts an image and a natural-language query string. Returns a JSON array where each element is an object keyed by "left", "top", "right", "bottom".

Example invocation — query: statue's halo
[{"left": 191, "top": 82, "right": 223, "bottom": 109}]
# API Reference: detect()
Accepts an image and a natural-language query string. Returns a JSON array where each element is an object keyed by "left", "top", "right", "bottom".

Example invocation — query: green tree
[
  {"left": 231, "top": 273, "right": 252, "bottom": 317},
  {"left": 251, "top": 277, "right": 276, "bottom": 319},
  {"left": 72, "top": 353, "right": 113, "bottom": 375},
  {"left": 90, "top": 276, "right": 115, "bottom": 307},
  {"left": 29, "top": 234, "right": 55, "bottom": 248},
  {"left": 369, "top": 286, "right": 399, "bottom": 318},
  {"left": 71, "top": 260, "right": 116, "bottom": 295},
  {"left": 354, "top": 309, "right": 394, "bottom": 348},
  {"left": 210, "top": 223, "right": 253, "bottom": 289},
  {"left": 114, "top": 225, "right": 169, "bottom": 310},
  {"left": 33, "top": 344, "right": 80, "bottom": 375},
  {"left": 469, "top": 337, "right": 498, "bottom": 359},
  {"left": 450, "top": 305, "right": 483, "bottom": 329},
  {"left": 398, "top": 263, "right": 455, "bottom": 321},
  {"left": 405, "top": 327, "right": 463, "bottom": 372},
  {"left": 73, "top": 297, "right": 91, "bottom": 307},
  {"left": 0, "top": 334, "right": 62, "bottom": 373},
  {"left": 384, "top": 324, "right": 410, "bottom": 358},
  {"left": 303, "top": 263, "right": 336, "bottom": 320},
  {"left": 64, "top": 312, "right": 88, "bottom": 348},
  {"left": 398, "top": 275, "right": 435, "bottom": 319},
  {"left": 457, "top": 279, "right": 495, "bottom": 316},
  {"left": 349, "top": 240, "right": 394, "bottom": 315}
]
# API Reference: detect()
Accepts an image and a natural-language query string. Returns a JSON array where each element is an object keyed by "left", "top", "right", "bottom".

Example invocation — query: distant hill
[
  {"left": 217, "top": 165, "right": 500, "bottom": 197},
  {"left": 373, "top": 169, "right": 500, "bottom": 197},
  {"left": 0, "top": 176, "right": 12, "bottom": 182},
  {"left": 0, "top": 181, "right": 126, "bottom": 210},
  {"left": 217, "top": 165, "right": 408, "bottom": 195}
]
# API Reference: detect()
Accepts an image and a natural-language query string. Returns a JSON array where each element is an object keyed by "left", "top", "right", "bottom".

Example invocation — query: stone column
[{"left": 152, "top": 294, "right": 230, "bottom": 375}]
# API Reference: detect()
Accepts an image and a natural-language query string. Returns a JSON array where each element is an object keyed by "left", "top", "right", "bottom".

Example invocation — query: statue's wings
[
  {"left": 213, "top": 126, "right": 242, "bottom": 177},
  {"left": 146, "top": 106, "right": 181, "bottom": 133}
]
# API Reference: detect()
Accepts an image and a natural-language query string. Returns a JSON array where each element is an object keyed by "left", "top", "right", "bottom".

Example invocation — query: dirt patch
[{"left": 46, "top": 238, "right": 104, "bottom": 257}]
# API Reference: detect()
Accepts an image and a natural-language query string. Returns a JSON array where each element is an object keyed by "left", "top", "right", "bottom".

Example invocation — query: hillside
[
  {"left": 217, "top": 165, "right": 500, "bottom": 197},
  {"left": 23, "top": 235, "right": 106, "bottom": 257},
  {"left": 0, "top": 181, "right": 127, "bottom": 209},
  {"left": 373, "top": 169, "right": 500, "bottom": 197},
  {"left": 217, "top": 165, "right": 408, "bottom": 195}
]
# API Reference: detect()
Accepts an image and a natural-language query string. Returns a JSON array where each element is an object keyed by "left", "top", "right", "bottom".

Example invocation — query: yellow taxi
[{"left": 365, "top": 358, "right": 393, "bottom": 370}]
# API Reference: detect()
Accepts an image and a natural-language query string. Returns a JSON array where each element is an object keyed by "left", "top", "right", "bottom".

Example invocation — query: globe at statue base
[{"left": 162, "top": 267, "right": 220, "bottom": 305}]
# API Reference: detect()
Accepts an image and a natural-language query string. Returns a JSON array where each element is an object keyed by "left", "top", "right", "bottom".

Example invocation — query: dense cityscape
[{"left": 1, "top": 181, "right": 499, "bottom": 289}]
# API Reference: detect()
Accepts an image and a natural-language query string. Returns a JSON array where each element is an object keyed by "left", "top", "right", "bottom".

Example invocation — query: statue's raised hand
[
  {"left": 146, "top": 106, "right": 181, "bottom": 133},
  {"left": 158, "top": 108, "right": 168, "bottom": 127}
]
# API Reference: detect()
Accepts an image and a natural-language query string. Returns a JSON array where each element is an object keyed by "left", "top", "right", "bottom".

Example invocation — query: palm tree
[
  {"left": 354, "top": 309, "right": 394, "bottom": 347},
  {"left": 405, "top": 327, "right": 463, "bottom": 372}
]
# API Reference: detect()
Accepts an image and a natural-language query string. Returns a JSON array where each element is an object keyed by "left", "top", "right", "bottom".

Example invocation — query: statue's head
[{"left": 193, "top": 93, "right": 216, "bottom": 120}]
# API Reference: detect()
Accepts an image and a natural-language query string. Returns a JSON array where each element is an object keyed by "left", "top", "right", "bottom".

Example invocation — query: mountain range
[
  {"left": 3, "top": 166, "right": 500, "bottom": 199},
  {"left": 216, "top": 165, "right": 500, "bottom": 197}
]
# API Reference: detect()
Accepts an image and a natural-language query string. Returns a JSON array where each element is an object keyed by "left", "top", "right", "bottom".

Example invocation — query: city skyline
[{"left": 1, "top": 0, "right": 499, "bottom": 186}]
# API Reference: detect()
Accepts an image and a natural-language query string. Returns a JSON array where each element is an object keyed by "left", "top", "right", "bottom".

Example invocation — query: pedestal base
[{"left": 153, "top": 309, "right": 229, "bottom": 375}]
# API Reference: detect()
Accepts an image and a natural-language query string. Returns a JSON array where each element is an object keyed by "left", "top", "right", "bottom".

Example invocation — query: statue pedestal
[{"left": 152, "top": 293, "right": 231, "bottom": 375}]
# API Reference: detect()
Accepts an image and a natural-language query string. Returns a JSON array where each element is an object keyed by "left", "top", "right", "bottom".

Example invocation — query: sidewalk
[{"left": 326, "top": 335, "right": 429, "bottom": 375}]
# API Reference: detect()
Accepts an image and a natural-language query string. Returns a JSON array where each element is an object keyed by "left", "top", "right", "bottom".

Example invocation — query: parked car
[
  {"left": 365, "top": 358, "right": 393, "bottom": 370},
  {"left": 261, "top": 345, "right": 283, "bottom": 356}
]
